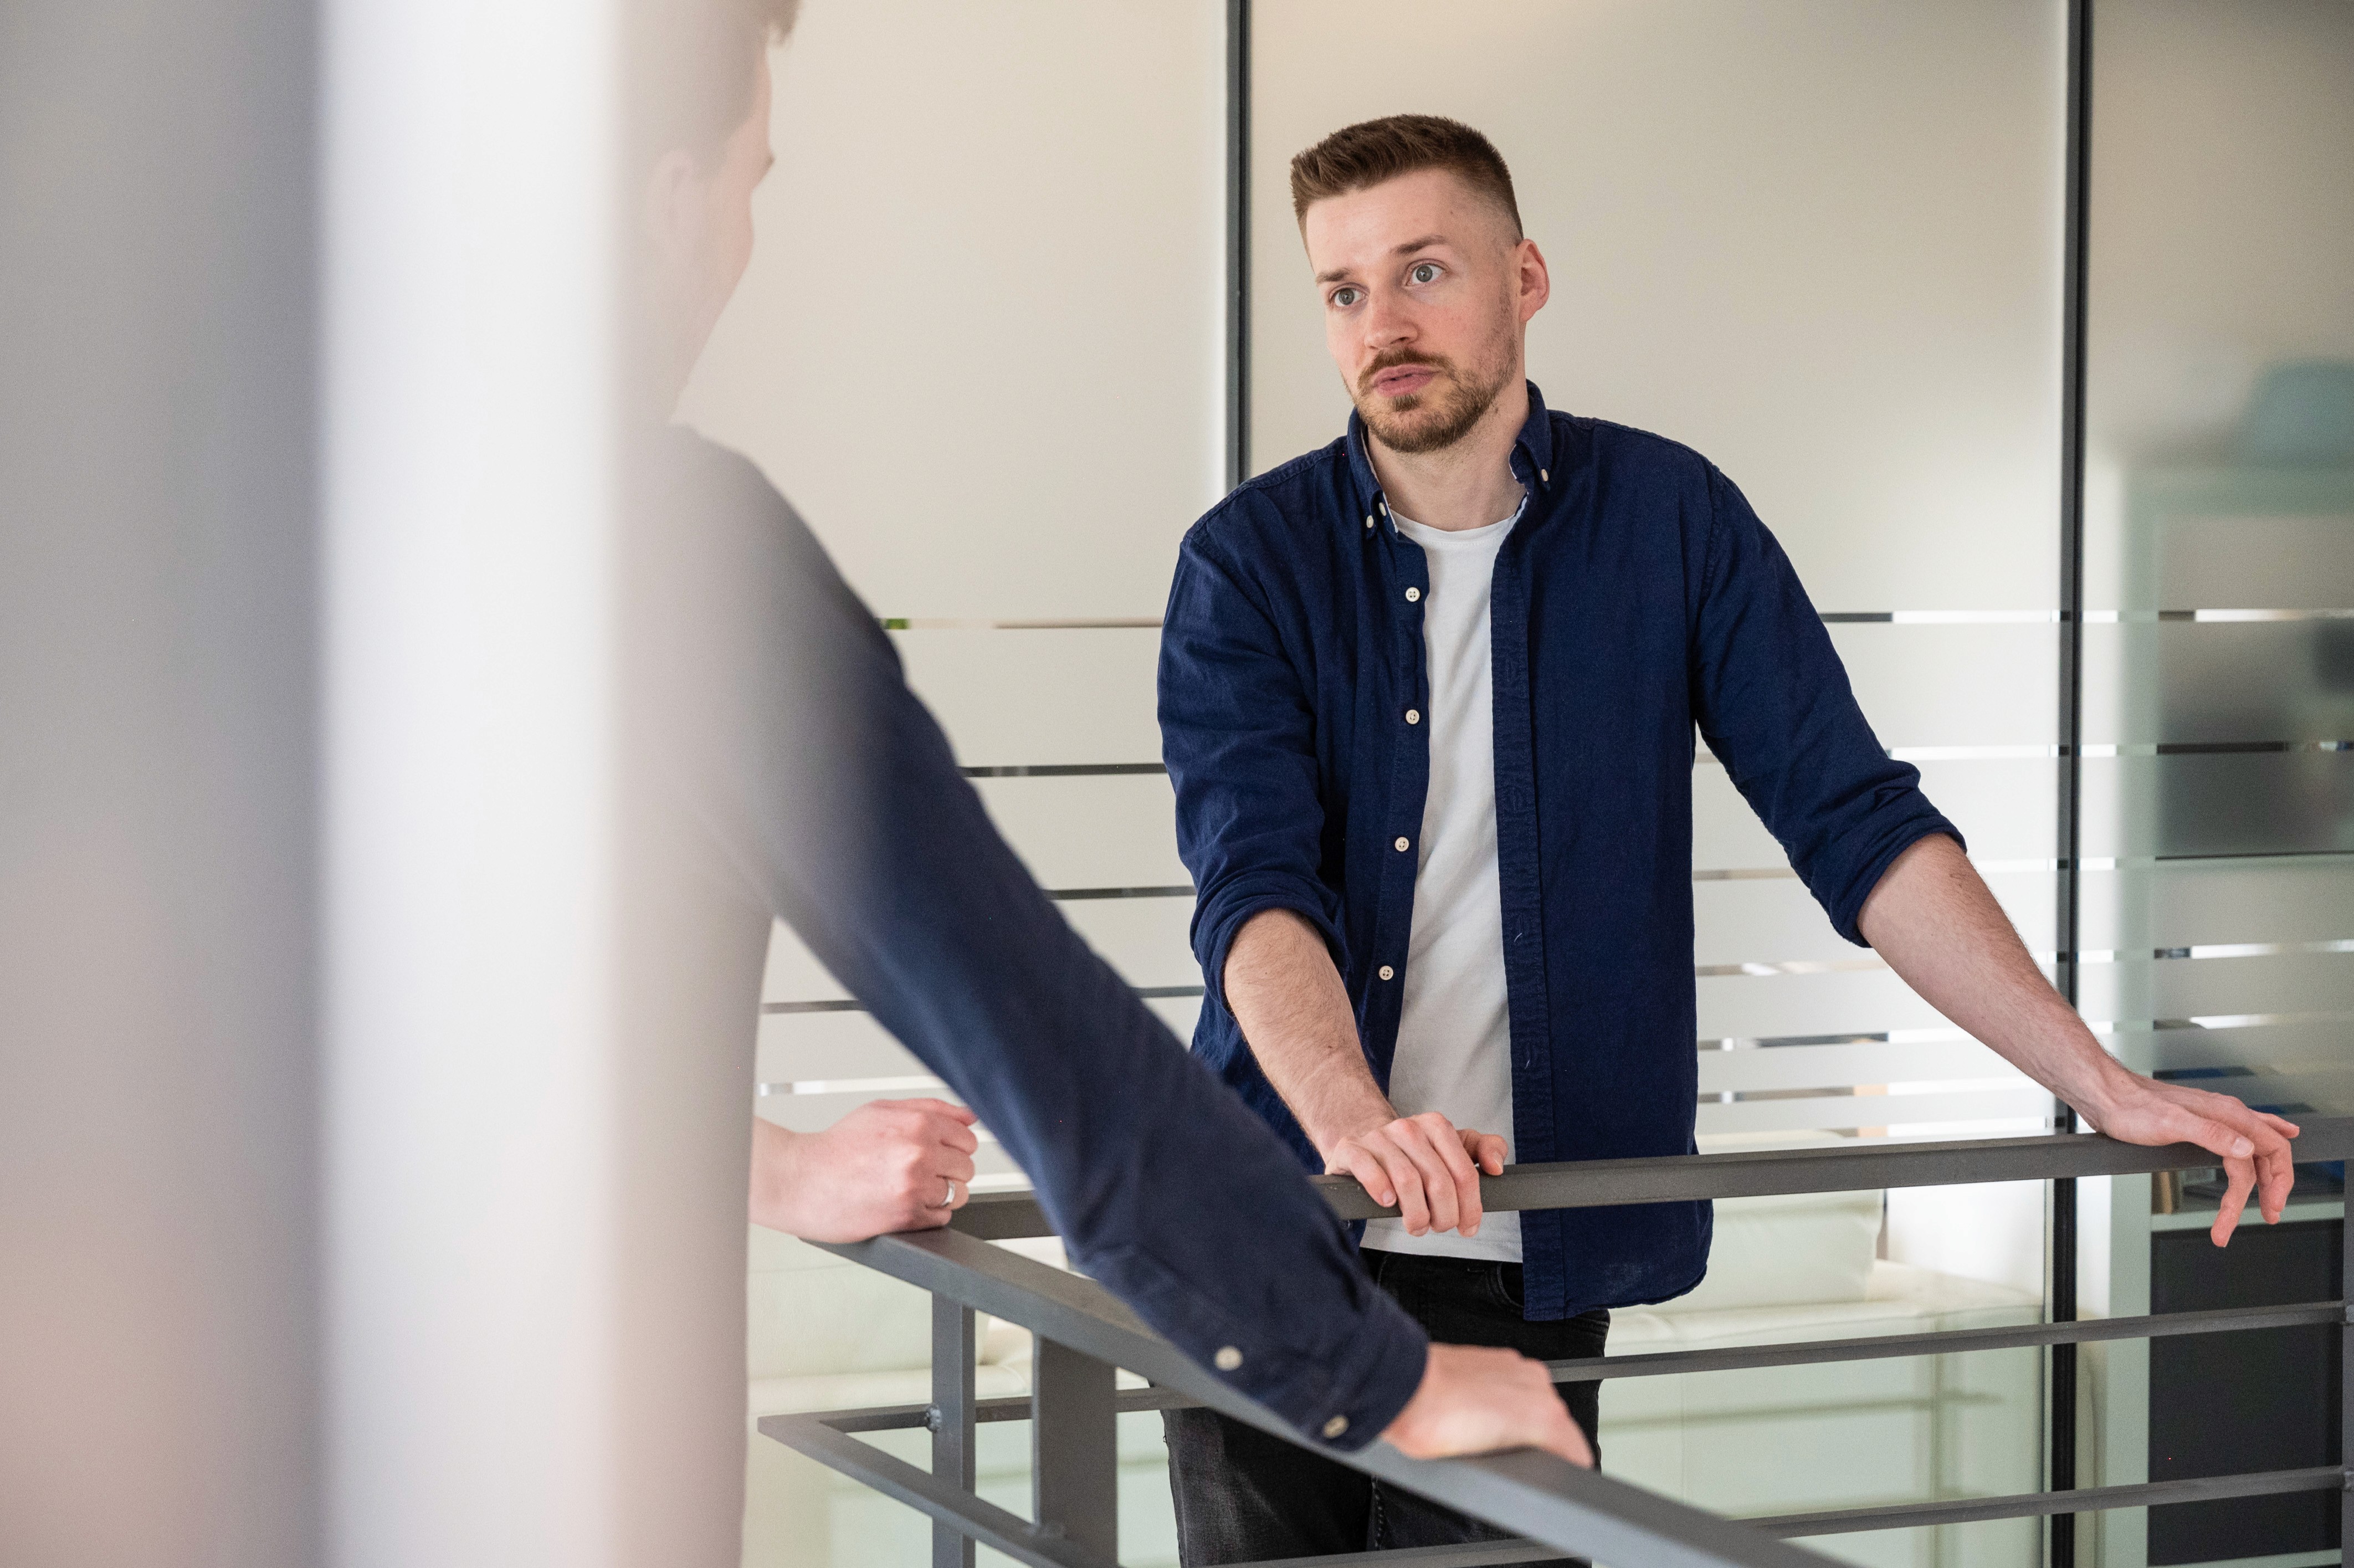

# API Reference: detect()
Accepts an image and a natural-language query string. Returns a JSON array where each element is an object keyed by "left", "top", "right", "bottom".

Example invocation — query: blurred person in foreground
[
  {"left": 618, "top": 0, "right": 1592, "bottom": 1494},
  {"left": 1151, "top": 113, "right": 2302, "bottom": 1562}
]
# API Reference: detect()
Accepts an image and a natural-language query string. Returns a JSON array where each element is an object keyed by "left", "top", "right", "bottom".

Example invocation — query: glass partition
[{"left": 2076, "top": 6, "right": 2354, "bottom": 1568}]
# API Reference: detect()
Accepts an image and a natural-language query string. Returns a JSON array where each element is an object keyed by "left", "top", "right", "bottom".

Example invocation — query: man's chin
[
  {"left": 1361, "top": 370, "right": 1512, "bottom": 455},
  {"left": 1363, "top": 404, "right": 1471, "bottom": 456}
]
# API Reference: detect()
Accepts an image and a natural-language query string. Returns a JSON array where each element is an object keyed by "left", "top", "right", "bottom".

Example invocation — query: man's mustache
[{"left": 1358, "top": 350, "right": 1453, "bottom": 398}]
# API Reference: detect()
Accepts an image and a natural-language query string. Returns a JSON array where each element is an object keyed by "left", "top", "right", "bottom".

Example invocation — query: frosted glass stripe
[
  {"left": 1697, "top": 969, "right": 1948, "bottom": 1040},
  {"left": 1703, "top": 740, "right": 2354, "bottom": 763},
  {"left": 880, "top": 608, "right": 2354, "bottom": 627},
  {"left": 756, "top": 1013, "right": 925, "bottom": 1084},
  {"left": 1699, "top": 1039, "right": 2025, "bottom": 1094},
  {"left": 893, "top": 626, "right": 1160, "bottom": 768},
  {"left": 757, "top": 1075, "right": 946, "bottom": 1098},
  {"left": 971, "top": 773, "right": 1187, "bottom": 889},
  {"left": 1696, "top": 957, "right": 1888, "bottom": 978},
  {"left": 1695, "top": 1086, "right": 2055, "bottom": 1137},
  {"left": 883, "top": 617, "right": 1162, "bottom": 630},
  {"left": 763, "top": 916, "right": 2350, "bottom": 1018}
]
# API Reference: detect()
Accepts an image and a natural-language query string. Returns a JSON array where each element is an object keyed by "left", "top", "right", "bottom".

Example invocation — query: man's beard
[{"left": 1353, "top": 347, "right": 1513, "bottom": 456}]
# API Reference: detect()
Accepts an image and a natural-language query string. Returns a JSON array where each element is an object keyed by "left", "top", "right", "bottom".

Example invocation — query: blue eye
[
  {"left": 1409, "top": 262, "right": 1440, "bottom": 285},
  {"left": 1332, "top": 286, "right": 1362, "bottom": 308}
]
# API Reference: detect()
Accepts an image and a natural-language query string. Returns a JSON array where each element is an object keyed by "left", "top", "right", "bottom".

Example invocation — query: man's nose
[{"left": 1362, "top": 289, "right": 1414, "bottom": 352}]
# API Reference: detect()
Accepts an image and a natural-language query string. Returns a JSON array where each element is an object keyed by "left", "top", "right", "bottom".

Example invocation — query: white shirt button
[
  {"left": 1378, "top": 965, "right": 1394, "bottom": 981},
  {"left": 1540, "top": 468, "right": 1550, "bottom": 483},
  {"left": 1404, "top": 586, "right": 1421, "bottom": 603},
  {"left": 1214, "top": 1346, "right": 1243, "bottom": 1371},
  {"left": 1393, "top": 836, "right": 1411, "bottom": 852},
  {"left": 1404, "top": 709, "right": 1420, "bottom": 725},
  {"left": 1322, "top": 1415, "right": 1350, "bottom": 1440},
  {"left": 1363, "top": 515, "right": 1373, "bottom": 530},
  {"left": 1378, "top": 499, "right": 1389, "bottom": 515}
]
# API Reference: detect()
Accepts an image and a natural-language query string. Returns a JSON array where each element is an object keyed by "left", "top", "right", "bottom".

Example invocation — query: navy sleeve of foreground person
[{"left": 641, "top": 427, "right": 1428, "bottom": 1449}]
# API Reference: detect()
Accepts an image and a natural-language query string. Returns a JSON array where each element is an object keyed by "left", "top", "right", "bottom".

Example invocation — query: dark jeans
[{"left": 1162, "top": 1249, "right": 1609, "bottom": 1566}]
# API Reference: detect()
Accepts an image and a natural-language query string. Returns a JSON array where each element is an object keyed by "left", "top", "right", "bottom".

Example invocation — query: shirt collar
[{"left": 1345, "top": 380, "right": 1557, "bottom": 522}]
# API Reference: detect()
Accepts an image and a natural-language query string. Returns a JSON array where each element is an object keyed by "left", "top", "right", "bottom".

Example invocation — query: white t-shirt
[{"left": 1362, "top": 498, "right": 1525, "bottom": 1263}]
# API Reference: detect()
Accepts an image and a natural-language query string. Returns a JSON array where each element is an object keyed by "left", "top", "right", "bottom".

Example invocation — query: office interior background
[
  {"left": 2, "top": 3, "right": 2348, "bottom": 1568},
  {"left": 707, "top": 4, "right": 2354, "bottom": 1566}
]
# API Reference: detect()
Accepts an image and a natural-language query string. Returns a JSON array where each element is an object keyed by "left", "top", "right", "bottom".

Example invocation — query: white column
[{"left": 322, "top": 4, "right": 738, "bottom": 1566}]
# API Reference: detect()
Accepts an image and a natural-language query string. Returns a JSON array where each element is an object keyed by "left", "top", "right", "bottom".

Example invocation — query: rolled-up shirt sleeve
[
  {"left": 1160, "top": 522, "right": 1347, "bottom": 1005},
  {"left": 659, "top": 439, "right": 1426, "bottom": 1447},
  {"left": 1689, "top": 464, "right": 1962, "bottom": 944}
]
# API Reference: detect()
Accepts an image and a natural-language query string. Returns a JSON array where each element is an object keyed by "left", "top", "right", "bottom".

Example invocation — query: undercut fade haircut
[
  {"left": 1289, "top": 114, "right": 1524, "bottom": 240},
  {"left": 632, "top": 0, "right": 802, "bottom": 170}
]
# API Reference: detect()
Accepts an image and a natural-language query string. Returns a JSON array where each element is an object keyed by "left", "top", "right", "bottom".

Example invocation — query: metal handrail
[
  {"left": 950, "top": 1120, "right": 2353, "bottom": 1239},
  {"left": 764, "top": 1117, "right": 2354, "bottom": 1568}
]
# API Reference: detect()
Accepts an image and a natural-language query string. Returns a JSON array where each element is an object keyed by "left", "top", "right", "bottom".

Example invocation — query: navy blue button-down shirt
[
  {"left": 638, "top": 428, "right": 1429, "bottom": 1448},
  {"left": 1157, "top": 384, "right": 1960, "bottom": 1321}
]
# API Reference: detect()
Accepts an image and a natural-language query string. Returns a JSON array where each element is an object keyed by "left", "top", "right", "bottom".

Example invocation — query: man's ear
[
  {"left": 642, "top": 147, "right": 706, "bottom": 268},
  {"left": 1515, "top": 237, "right": 1551, "bottom": 324}
]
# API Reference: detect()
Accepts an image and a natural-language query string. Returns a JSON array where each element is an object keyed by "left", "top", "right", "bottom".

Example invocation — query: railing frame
[{"left": 761, "top": 1118, "right": 2354, "bottom": 1568}]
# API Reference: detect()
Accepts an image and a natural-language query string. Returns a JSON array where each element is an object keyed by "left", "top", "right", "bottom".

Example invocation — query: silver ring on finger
[{"left": 942, "top": 1177, "right": 962, "bottom": 1208}]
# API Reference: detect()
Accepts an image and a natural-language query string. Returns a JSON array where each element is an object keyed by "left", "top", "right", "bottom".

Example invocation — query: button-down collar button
[
  {"left": 1378, "top": 499, "right": 1389, "bottom": 515},
  {"left": 1322, "top": 1415, "right": 1350, "bottom": 1440},
  {"left": 1393, "top": 836, "right": 1411, "bottom": 852},
  {"left": 1214, "top": 1346, "right": 1243, "bottom": 1371},
  {"left": 1404, "top": 709, "right": 1420, "bottom": 725},
  {"left": 1404, "top": 586, "right": 1421, "bottom": 603},
  {"left": 1378, "top": 965, "right": 1394, "bottom": 981},
  {"left": 1363, "top": 515, "right": 1373, "bottom": 530},
  {"left": 1540, "top": 468, "right": 1550, "bottom": 483}
]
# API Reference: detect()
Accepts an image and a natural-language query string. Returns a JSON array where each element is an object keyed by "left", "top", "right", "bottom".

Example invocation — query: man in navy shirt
[
  {"left": 1156, "top": 114, "right": 2300, "bottom": 1564},
  {"left": 624, "top": 6, "right": 1596, "bottom": 1534}
]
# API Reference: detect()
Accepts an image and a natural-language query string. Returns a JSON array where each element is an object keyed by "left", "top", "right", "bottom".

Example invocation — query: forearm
[
  {"left": 1224, "top": 908, "right": 1391, "bottom": 1152},
  {"left": 1858, "top": 834, "right": 2132, "bottom": 1121}
]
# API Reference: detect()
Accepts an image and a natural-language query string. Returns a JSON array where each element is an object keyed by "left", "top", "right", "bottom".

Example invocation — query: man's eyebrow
[{"left": 1313, "top": 234, "right": 1452, "bottom": 286}]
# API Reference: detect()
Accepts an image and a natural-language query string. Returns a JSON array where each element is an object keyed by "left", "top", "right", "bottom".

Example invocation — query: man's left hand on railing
[
  {"left": 2073, "top": 1071, "right": 2300, "bottom": 1246},
  {"left": 1859, "top": 833, "right": 2300, "bottom": 1248}
]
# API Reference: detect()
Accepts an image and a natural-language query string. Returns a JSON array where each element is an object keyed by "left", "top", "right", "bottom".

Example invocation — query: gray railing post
[
  {"left": 1032, "top": 1335, "right": 1119, "bottom": 1559},
  {"left": 931, "top": 1296, "right": 977, "bottom": 1568}
]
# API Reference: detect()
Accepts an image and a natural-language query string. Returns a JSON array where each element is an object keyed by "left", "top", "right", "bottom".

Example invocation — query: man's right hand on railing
[
  {"left": 1381, "top": 1343, "right": 1594, "bottom": 1468},
  {"left": 1322, "top": 1110, "right": 1508, "bottom": 1238},
  {"left": 1222, "top": 910, "right": 1504, "bottom": 1237}
]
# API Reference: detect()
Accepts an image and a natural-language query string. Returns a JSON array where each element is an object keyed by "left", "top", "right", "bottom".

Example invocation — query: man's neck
[{"left": 1366, "top": 376, "right": 1530, "bottom": 533}]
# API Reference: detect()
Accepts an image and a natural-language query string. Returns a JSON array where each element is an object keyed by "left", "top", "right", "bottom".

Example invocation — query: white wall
[{"left": 680, "top": 1, "right": 1228, "bottom": 622}]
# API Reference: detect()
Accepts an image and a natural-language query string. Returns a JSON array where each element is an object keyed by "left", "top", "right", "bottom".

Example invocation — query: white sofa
[{"left": 744, "top": 1191, "right": 2043, "bottom": 1568}]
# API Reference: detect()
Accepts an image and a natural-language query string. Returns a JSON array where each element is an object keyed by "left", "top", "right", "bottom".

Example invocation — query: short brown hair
[
  {"left": 1289, "top": 114, "right": 1522, "bottom": 238},
  {"left": 632, "top": 0, "right": 803, "bottom": 169}
]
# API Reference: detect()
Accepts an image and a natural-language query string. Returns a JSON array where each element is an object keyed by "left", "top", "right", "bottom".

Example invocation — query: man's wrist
[
  {"left": 1304, "top": 1094, "right": 1399, "bottom": 1161},
  {"left": 2055, "top": 1048, "right": 2137, "bottom": 1130},
  {"left": 751, "top": 1124, "right": 812, "bottom": 1231}
]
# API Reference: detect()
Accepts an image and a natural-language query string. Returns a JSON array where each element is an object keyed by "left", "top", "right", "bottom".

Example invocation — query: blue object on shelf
[{"left": 2237, "top": 360, "right": 2354, "bottom": 465}]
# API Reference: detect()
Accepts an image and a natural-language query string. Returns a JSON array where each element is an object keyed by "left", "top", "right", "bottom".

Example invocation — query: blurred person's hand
[
  {"left": 1324, "top": 1111, "right": 1505, "bottom": 1237},
  {"left": 750, "top": 1099, "right": 979, "bottom": 1243},
  {"left": 1381, "top": 1343, "right": 1592, "bottom": 1467}
]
